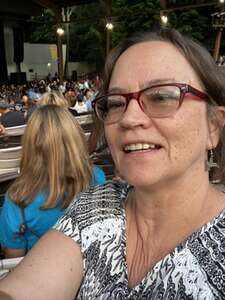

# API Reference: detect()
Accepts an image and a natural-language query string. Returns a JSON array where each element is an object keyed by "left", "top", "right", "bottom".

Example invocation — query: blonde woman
[
  {"left": 0, "top": 105, "right": 95, "bottom": 258},
  {"left": 40, "top": 91, "right": 106, "bottom": 183}
]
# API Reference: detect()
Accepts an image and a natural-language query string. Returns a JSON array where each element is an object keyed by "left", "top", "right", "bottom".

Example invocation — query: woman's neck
[
  {"left": 125, "top": 177, "right": 225, "bottom": 287},
  {"left": 129, "top": 173, "right": 223, "bottom": 231}
]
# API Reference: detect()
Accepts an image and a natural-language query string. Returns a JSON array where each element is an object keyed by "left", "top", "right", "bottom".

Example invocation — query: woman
[
  {"left": 1, "top": 28, "right": 225, "bottom": 299},
  {"left": 38, "top": 91, "right": 106, "bottom": 185},
  {"left": 0, "top": 105, "right": 96, "bottom": 258}
]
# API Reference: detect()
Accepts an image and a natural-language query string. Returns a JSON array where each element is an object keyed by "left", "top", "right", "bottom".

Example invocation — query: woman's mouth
[{"left": 123, "top": 143, "right": 162, "bottom": 153}]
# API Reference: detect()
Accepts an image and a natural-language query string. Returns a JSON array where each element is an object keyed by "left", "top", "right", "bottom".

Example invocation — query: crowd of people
[
  {"left": 1, "top": 26, "right": 225, "bottom": 299},
  {"left": 0, "top": 75, "right": 102, "bottom": 128}
]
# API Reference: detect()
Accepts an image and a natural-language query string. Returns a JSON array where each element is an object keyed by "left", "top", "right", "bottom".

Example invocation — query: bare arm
[{"left": 0, "top": 229, "right": 83, "bottom": 300}]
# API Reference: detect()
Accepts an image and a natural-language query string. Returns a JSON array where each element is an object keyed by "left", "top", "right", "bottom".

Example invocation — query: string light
[
  {"left": 106, "top": 22, "right": 114, "bottom": 30},
  {"left": 161, "top": 14, "right": 168, "bottom": 25},
  {"left": 56, "top": 27, "right": 65, "bottom": 36}
]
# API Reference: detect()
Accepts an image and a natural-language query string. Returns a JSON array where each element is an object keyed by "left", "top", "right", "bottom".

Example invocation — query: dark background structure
[{"left": 0, "top": 1, "right": 225, "bottom": 83}]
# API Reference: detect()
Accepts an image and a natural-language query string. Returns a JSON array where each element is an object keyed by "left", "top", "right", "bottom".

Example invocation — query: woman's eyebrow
[
  {"left": 107, "top": 87, "right": 128, "bottom": 94},
  {"left": 141, "top": 78, "right": 176, "bottom": 89},
  {"left": 108, "top": 78, "right": 176, "bottom": 93}
]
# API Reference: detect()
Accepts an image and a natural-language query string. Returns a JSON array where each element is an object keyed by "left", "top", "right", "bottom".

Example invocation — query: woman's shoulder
[
  {"left": 72, "top": 180, "right": 128, "bottom": 209},
  {"left": 56, "top": 180, "right": 130, "bottom": 229}
]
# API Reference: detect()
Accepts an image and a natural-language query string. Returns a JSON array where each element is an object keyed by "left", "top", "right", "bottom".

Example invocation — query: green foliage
[
  {"left": 26, "top": 10, "right": 56, "bottom": 44},
  {"left": 25, "top": 1, "right": 219, "bottom": 71},
  {"left": 68, "top": 1, "right": 105, "bottom": 69},
  {"left": 170, "top": 9, "right": 209, "bottom": 40},
  {"left": 112, "top": 0, "right": 160, "bottom": 45}
]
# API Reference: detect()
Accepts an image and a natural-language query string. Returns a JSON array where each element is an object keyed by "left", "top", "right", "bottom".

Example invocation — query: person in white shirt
[{"left": 74, "top": 93, "right": 88, "bottom": 114}]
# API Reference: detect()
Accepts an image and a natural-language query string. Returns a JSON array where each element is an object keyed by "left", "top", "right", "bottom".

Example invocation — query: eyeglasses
[{"left": 92, "top": 83, "right": 209, "bottom": 125}]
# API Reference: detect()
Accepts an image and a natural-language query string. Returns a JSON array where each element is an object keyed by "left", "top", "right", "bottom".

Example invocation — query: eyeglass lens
[{"left": 96, "top": 85, "right": 181, "bottom": 124}]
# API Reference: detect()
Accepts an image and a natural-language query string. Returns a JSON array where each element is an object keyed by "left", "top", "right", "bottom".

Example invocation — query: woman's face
[{"left": 105, "top": 41, "right": 219, "bottom": 189}]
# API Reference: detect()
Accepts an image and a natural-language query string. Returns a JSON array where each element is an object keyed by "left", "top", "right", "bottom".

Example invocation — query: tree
[
  {"left": 112, "top": 0, "right": 160, "bottom": 45},
  {"left": 25, "top": 0, "right": 220, "bottom": 73},
  {"left": 25, "top": 10, "right": 56, "bottom": 44},
  {"left": 169, "top": 9, "right": 209, "bottom": 40},
  {"left": 68, "top": 1, "right": 105, "bottom": 70}
]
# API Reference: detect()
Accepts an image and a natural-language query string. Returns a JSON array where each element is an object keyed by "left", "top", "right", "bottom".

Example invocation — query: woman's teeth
[{"left": 124, "top": 143, "right": 160, "bottom": 152}]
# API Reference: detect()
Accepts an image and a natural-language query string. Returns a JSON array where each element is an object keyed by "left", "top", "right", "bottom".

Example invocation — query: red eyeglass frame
[{"left": 92, "top": 83, "right": 209, "bottom": 122}]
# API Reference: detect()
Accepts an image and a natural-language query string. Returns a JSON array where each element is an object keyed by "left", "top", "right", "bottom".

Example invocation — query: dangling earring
[{"left": 207, "top": 149, "right": 219, "bottom": 171}]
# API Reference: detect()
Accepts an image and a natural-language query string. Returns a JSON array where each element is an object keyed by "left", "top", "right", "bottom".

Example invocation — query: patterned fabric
[{"left": 54, "top": 181, "right": 225, "bottom": 299}]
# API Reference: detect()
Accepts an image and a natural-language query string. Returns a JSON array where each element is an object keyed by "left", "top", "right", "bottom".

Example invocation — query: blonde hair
[
  {"left": 39, "top": 92, "right": 68, "bottom": 108},
  {"left": 8, "top": 105, "right": 92, "bottom": 209}
]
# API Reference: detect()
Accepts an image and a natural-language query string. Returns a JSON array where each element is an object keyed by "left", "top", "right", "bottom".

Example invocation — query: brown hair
[
  {"left": 102, "top": 27, "right": 225, "bottom": 184},
  {"left": 8, "top": 105, "right": 92, "bottom": 209}
]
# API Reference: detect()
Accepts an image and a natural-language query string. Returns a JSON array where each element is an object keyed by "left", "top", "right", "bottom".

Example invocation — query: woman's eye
[
  {"left": 151, "top": 93, "right": 170, "bottom": 101},
  {"left": 107, "top": 100, "right": 125, "bottom": 110},
  {"left": 148, "top": 91, "right": 179, "bottom": 102}
]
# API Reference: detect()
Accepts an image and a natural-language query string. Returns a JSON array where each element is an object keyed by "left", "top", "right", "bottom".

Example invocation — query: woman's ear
[{"left": 207, "top": 106, "right": 225, "bottom": 149}]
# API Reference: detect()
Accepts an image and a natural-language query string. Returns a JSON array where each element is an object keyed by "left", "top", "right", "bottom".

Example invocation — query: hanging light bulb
[
  {"left": 106, "top": 22, "right": 114, "bottom": 30},
  {"left": 161, "top": 14, "right": 168, "bottom": 25},
  {"left": 56, "top": 27, "right": 65, "bottom": 36}
]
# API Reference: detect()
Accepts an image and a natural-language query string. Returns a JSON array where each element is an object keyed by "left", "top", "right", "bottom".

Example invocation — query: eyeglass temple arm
[{"left": 187, "top": 85, "right": 208, "bottom": 100}]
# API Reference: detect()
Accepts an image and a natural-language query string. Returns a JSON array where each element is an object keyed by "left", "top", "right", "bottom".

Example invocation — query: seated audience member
[
  {"left": 22, "top": 94, "right": 36, "bottom": 122},
  {"left": 39, "top": 92, "right": 105, "bottom": 182},
  {"left": 0, "top": 105, "right": 104, "bottom": 258},
  {"left": 65, "top": 91, "right": 79, "bottom": 116},
  {"left": 0, "top": 99, "right": 25, "bottom": 127},
  {"left": 29, "top": 92, "right": 41, "bottom": 106},
  {"left": 74, "top": 93, "right": 88, "bottom": 114},
  {"left": 84, "top": 88, "right": 95, "bottom": 112}
]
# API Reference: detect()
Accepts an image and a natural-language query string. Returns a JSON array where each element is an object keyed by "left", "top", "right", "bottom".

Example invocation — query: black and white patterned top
[{"left": 54, "top": 181, "right": 225, "bottom": 299}]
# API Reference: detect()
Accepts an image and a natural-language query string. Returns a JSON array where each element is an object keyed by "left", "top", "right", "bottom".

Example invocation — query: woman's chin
[{"left": 123, "top": 173, "right": 161, "bottom": 188}]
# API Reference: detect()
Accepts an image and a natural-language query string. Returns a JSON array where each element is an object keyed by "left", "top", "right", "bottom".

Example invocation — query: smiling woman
[{"left": 1, "top": 28, "right": 225, "bottom": 300}]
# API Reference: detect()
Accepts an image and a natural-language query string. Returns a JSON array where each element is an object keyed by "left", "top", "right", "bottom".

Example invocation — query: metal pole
[
  {"left": 63, "top": 7, "right": 73, "bottom": 79},
  {"left": 65, "top": 22, "right": 70, "bottom": 79},
  {"left": 106, "top": 27, "right": 110, "bottom": 56},
  {"left": 213, "top": 28, "right": 223, "bottom": 62},
  {"left": 105, "top": 0, "right": 112, "bottom": 57},
  {"left": 57, "top": 32, "right": 63, "bottom": 84}
]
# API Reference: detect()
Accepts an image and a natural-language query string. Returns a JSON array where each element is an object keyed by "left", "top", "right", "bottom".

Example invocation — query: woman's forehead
[{"left": 109, "top": 41, "right": 203, "bottom": 91}]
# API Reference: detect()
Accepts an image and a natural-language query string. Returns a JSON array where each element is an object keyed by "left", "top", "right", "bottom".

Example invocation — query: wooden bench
[{"left": 0, "top": 124, "right": 26, "bottom": 149}]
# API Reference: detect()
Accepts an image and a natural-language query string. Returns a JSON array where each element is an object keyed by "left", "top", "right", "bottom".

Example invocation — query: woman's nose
[{"left": 119, "top": 98, "right": 152, "bottom": 128}]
